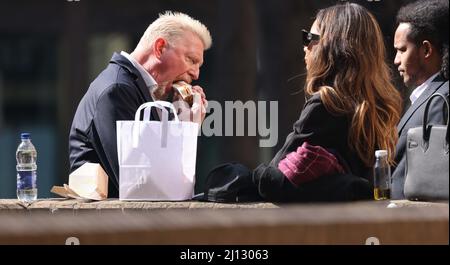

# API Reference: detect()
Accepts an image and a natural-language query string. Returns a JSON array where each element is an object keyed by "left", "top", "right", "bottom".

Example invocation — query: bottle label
[{"left": 17, "top": 170, "right": 37, "bottom": 190}]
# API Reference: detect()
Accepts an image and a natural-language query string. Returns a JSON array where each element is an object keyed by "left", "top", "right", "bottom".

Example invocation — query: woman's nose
[{"left": 303, "top": 45, "right": 309, "bottom": 53}]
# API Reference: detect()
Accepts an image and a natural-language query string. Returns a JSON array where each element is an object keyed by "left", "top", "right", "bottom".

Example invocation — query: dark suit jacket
[
  {"left": 252, "top": 93, "right": 372, "bottom": 202},
  {"left": 392, "top": 75, "right": 449, "bottom": 199},
  {"left": 69, "top": 53, "right": 158, "bottom": 198}
]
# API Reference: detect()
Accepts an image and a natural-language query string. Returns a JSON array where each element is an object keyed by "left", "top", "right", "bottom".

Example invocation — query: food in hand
[{"left": 172, "top": 81, "right": 194, "bottom": 106}]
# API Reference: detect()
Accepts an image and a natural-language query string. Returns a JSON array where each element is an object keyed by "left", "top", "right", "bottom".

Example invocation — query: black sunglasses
[{"left": 302, "top": 29, "right": 320, "bottom": 47}]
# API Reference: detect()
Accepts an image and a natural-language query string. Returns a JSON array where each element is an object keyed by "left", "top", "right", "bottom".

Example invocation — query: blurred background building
[{"left": 0, "top": 0, "right": 413, "bottom": 198}]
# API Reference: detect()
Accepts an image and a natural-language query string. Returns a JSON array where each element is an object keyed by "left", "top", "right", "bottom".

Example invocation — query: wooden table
[{"left": 0, "top": 199, "right": 447, "bottom": 244}]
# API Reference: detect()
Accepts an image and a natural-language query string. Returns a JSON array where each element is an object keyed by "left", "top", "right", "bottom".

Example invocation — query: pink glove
[{"left": 278, "top": 142, "right": 345, "bottom": 187}]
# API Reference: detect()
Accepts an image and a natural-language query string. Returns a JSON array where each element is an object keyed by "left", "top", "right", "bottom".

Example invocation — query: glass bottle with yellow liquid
[{"left": 373, "top": 150, "right": 391, "bottom": 200}]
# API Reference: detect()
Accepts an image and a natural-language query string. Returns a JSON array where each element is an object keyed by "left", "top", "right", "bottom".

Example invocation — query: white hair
[{"left": 139, "top": 11, "right": 212, "bottom": 50}]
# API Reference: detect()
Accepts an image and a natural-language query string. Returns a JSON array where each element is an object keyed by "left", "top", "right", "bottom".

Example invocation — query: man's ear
[
  {"left": 154, "top": 38, "right": 167, "bottom": 59},
  {"left": 422, "top": 40, "right": 433, "bottom": 59}
]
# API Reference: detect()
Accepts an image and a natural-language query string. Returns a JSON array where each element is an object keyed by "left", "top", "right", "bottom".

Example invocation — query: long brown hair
[{"left": 305, "top": 3, "right": 402, "bottom": 166}]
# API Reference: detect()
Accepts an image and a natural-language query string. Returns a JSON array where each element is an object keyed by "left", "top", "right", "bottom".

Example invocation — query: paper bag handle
[
  {"left": 132, "top": 101, "right": 178, "bottom": 148},
  {"left": 134, "top": 101, "right": 179, "bottom": 122}
]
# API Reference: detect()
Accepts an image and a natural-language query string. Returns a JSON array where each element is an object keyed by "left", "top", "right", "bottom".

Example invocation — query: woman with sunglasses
[{"left": 252, "top": 2, "right": 403, "bottom": 202}]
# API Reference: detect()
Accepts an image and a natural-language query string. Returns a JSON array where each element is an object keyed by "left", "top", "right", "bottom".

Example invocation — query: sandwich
[{"left": 172, "top": 81, "right": 194, "bottom": 106}]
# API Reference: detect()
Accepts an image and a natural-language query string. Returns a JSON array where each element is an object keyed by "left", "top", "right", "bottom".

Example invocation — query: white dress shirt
[
  {"left": 120, "top": 51, "right": 157, "bottom": 101},
  {"left": 409, "top": 72, "right": 439, "bottom": 105}
]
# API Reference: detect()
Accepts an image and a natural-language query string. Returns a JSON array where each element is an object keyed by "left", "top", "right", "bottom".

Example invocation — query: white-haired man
[{"left": 69, "top": 12, "right": 212, "bottom": 197}]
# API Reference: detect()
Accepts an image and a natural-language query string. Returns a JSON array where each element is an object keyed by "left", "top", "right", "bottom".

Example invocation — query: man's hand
[
  {"left": 191, "top": 85, "right": 208, "bottom": 108},
  {"left": 172, "top": 85, "right": 207, "bottom": 126}
]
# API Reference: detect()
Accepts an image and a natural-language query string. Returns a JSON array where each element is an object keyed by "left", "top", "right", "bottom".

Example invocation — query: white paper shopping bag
[{"left": 117, "top": 101, "right": 199, "bottom": 201}]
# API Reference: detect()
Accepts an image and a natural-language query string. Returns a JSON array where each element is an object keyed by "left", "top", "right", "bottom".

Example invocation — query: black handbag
[{"left": 404, "top": 93, "right": 449, "bottom": 201}]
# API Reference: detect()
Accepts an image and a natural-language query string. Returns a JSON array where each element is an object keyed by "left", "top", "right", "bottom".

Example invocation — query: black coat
[
  {"left": 269, "top": 93, "right": 367, "bottom": 176},
  {"left": 391, "top": 75, "right": 449, "bottom": 199},
  {"left": 252, "top": 93, "right": 372, "bottom": 202},
  {"left": 69, "top": 53, "right": 157, "bottom": 198}
]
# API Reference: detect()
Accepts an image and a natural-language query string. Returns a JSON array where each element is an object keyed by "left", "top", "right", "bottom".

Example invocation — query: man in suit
[
  {"left": 69, "top": 11, "right": 212, "bottom": 197},
  {"left": 391, "top": 0, "right": 449, "bottom": 199}
]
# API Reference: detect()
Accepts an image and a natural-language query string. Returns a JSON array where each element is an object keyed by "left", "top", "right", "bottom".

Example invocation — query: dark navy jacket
[{"left": 69, "top": 53, "right": 157, "bottom": 198}]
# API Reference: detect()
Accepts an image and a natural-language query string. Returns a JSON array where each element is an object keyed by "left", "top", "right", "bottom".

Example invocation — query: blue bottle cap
[{"left": 20, "top": 133, "right": 31, "bottom": 140}]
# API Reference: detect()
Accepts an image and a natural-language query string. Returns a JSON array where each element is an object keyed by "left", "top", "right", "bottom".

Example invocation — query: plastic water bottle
[
  {"left": 373, "top": 150, "right": 391, "bottom": 200},
  {"left": 16, "top": 132, "right": 38, "bottom": 203}
]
